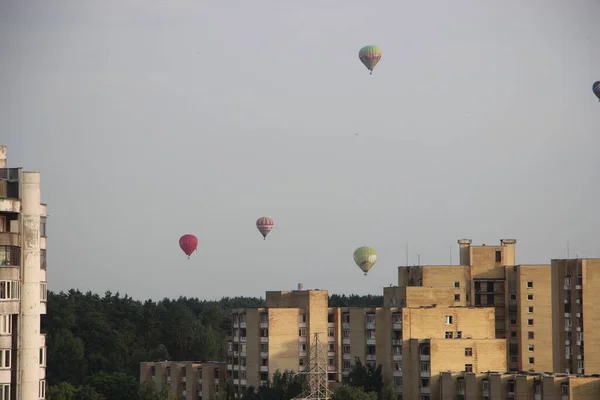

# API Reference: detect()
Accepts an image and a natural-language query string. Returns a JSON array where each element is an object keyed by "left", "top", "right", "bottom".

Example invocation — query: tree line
[{"left": 44, "top": 289, "right": 383, "bottom": 399}]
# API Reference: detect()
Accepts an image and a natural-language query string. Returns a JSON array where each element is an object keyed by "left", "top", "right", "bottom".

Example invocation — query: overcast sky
[{"left": 1, "top": 0, "right": 599, "bottom": 301}]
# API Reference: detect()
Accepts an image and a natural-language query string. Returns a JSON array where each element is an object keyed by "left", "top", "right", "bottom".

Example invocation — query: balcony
[
  {"left": 420, "top": 355, "right": 430, "bottom": 361},
  {"left": 260, "top": 366, "right": 268, "bottom": 372},
  {"left": 327, "top": 365, "right": 335, "bottom": 372},
  {"left": 343, "top": 323, "right": 350, "bottom": 329},
  {"left": 393, "top": 354, "right": 402, "bottom": 361},
  {"left": 343, "top": 354, "right": 351, "bottom": 360},
  {"left": 392, "top": 340, "right": 402, "bottom": 345},
  {"left": 0, "top": 246, "right": 20, "bottom": 267},
  {"left": 233, "top": 321, "right": 239, "bottom": 328},
  {"left": 342, "top": 338, "right": 350, "bottom": 345},
  {"left": 393, "top": 322, "right": 402, "bottom": 330},
  {"left": 366, "top": 354, "right": 376, "bottom": 361},
  {"left": 366, "top": 339, "right": 376, "bottom": 345},
  {"left": 260, "top": 337, "right": 268, "bottom": 343},
  {"left": 260, "top": 352, "right": 268, "bottom": 358},
  {"left": 328, "top": 322, "right": 335, "bottom": 328},
  {"left": 240, "top": 322, "right": 247, "bottom": 328},
  {"left": 366, "top": 322, "right": 376, "bottom": 330},
  {"left": 260, "top": 322, "right": 268, "bottom": 328}
]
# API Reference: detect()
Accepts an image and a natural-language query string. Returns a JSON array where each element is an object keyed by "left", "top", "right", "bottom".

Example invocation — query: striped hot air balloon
[
  {"left": 359, "top": 45, "right": 382, "bottom": 75},
  {"left": 256, "top": 217, "right": 274, "bottom": 240},
  {"left": 593, "top": 81, "right": 600, "bottom": 102}
]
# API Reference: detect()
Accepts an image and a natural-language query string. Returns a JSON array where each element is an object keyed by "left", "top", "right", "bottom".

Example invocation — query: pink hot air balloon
[
  {"left": 256, "top": 217, "right": 274, "bottom": 240},
  {"left": 179, "top": 234, "right": 198, "bottom": 259}
]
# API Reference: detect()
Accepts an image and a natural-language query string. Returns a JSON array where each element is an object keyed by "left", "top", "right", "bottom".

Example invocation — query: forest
[{"left": 44, "top": 290, "right": 385, "bottom": 400}]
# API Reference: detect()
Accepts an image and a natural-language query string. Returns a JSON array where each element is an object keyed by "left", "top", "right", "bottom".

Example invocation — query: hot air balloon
[
  {"left": 593, "top": 81, "right": 600, "bottom": 101},
  {"left": 256, "top": 217, "right": 274, "bottom": 240},
  {"left": 179, "top": 234, "right": 198, "bottom": 259},
  {"left": 359, "top": 45, "right": 382, "bottom": 75},
  {"left": 353, "top": 246, "right": 378, "bottom": 276}
]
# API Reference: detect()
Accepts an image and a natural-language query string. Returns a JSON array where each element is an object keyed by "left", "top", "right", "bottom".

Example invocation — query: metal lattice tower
[{"left": 292, "top": 332, "right": 331, "bottom": 400}]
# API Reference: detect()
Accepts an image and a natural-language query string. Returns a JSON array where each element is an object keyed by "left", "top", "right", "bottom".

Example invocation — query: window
[
  {"left": 510, "top": 331, "right": 517, "bottom": 338},
  {"left": 41, "top": 282, "right": 48, "bottom": 302},
  {"left": 0, "top": 281, "right": 19, "bottom": 300},
  {"left": 299, "top": 314, "right": 306, "bottom": 323},
  {"left": 445, "top": 316, "right": 453, "bottom": 324},
  {"left": 526, "top": 281, "right": 533, "bottom": 289},
  {"left": 366, "top": 313, "right": 376, "bottom": 324},
  {"left": 508, "top": 380, "right": 515, "bottom": 392},
  {"left": 39, "top": 347, "right": 46, "bottom": 365},
  {"left": 510, "top": 318, "right": 517, "bottom": 325},
  {"left": 393, "top": 362, "right": 401, "bottom": 371},
  {"left": 0, "top": 384, "right": 9, "bottom": 400},
  {"left": 0, "top": 217, "right": 5, "bottom": 233},
  {"left": 299, "top": 358, "right": 305, "bottom": 366},
  {"left": 367, "top": 330, "right": 376, "bottom": 339},
  {"left": 40, "top": 217, "right": 47, "bottom": 237},
  {"left": 342, "top": 330, "right": 350, "bottom": 338},
  {"left": 260, "top": 313, "right": 268, "bottom": 323},
  {"left": 260, "top": 329, "right": 268, "bottom": 337},
  {"left": 565, "top": 276, "right": 571, "bottom": 286},
  {"left": 343, "top": 345, "right": 350, "bottom": 354},
  {"left": 328, "top": 357, "right": 334, "bottom": 366},
  {"left": 456, "top": 331, "right": 462, "bottom": 338},
  {"left": 527, "top": 294, "right": 533, "bottom": 301},
  {"left": 0, "top": 350, "right": 10, "bottom": 368},
  {"left": 482, "top": 380, "right": 490, "bottom": 390},
  {"left": 328, "top": 343, "right": 334, "bottom": 352},
  {"left": 528, "top": 332, "right": 535, "bottom": 339},
  {"left": 299, "top": 344, "right": 306, "bottom": 352},
  {"left": 445, "top": 331, "right": 453, "bottom": 339},
  {"left": 464, "top": 347, "right": 473, "bottom": 356},
  {"left": 328, "top": 328, "right": 334, "bottom": 337},
  {"left": 0, "top": 247, "right": 19, "bottom": 267},
  {"left": 495, "top": 250, "right": 501, "bottom": 262},
  {"left": 299, "top": 328, "right": 306, "bottom": 337},
  {"left": 465, "top": 364, "right": 473, "bottom": 372},
  {"left": 342, "top": 313, "right": 350, "bottom": 323},
  {"left": 454, "top": 294, "right": 460, "bottom": 301},
  {"left": 528, "top": 345, "right": 534, "bottom": 352},
  {"left": 420, "top": 362, "right": 429, "bottom": 372},
  {"left": 528, "top": 306, "right": 534, "bottom": 313},
  {"left": 328, "top": 313, "right": 334, "bottom": 323},
  {"left": 0, "top": 316, "right": 11, "bottom": 335},
  {"left": 527, "top": 319, "right": 534, "bottom": 327},
  {"left": 528, "top": 357, "right": 535, "bottom": 364},
  {"left": 561, "top": 383, "right": 569, "bottom": 395},
  {"left": 510, "top": 293, "right": 516, "bottom": 301},
  {"left": 342, "top": 360, "right": 350, "bottom": 370},
  {"left": 454, "top": 281, "right": 460, "bottom": 288}
]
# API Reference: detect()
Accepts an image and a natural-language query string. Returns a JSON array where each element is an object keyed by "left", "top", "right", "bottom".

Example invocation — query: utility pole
[{"left": 293, "top": 332, "right": 331, "bottom": 400}]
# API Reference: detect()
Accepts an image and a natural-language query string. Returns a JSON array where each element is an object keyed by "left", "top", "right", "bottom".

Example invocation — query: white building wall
[{"left": 19, "top": 172, "right": 41, "bottom": 399}]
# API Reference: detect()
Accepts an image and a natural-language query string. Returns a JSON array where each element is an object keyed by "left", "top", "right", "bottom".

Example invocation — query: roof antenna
[
  {"left": 567, "top": 241, "right": 570, "bottom": 259},
  {"left": 449, "top": 244, "right": 452, "bottom": 265},
  {"left": 406, "top": 243, "right": 409, "bottom": 266}
]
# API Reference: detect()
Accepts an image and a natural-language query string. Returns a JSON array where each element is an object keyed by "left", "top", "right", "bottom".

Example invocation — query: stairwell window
[
  {"left": 41, "top": 282, "right": 48, "bottom": 302},
  {"left": 0, "top": 384, "right": 9, "bottom": 400},
  {"left": 0, "top": 350, "right": 10, "bottom": 369},
  {"left": 40, "top": 347, "right": 46, "bottom": 365},
  {"left": 0, "top": 281, "right": 19, "bottom": 300},
  {"left": 39, "top": 380, "right": 46, "bottom": 399},
  {"left": 0, "top": 316, "right": 11, "bottom": 335},
  {"left": 445, "top": 316, "right": 453, "bottom": 324}
]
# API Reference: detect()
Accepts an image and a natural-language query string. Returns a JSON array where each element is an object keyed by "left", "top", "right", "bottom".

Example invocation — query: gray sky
[{"left": 1, "top": 0, "right": 599, "bottom": 301}]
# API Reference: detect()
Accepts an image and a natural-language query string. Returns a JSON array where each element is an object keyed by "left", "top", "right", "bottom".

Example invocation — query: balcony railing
[{"left": 0, "top": 246, "right": 20, "bottom": 267}]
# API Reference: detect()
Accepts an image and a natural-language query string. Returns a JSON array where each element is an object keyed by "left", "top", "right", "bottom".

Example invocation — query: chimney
[
  {"left": 0, "top": 146, "right": 6, "bottom": 168},
  {"left": 297, "top": 283, "right": 304, "bottom": 291}
]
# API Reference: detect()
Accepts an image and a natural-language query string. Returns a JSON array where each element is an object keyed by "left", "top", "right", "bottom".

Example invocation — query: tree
[
  {"left": 47, "top": 382, "right": 78, "bottom": 400},
  {"left": 84, "top": 372, "right": 139, "bottom": 400},
  {"left": 331, "top": 386, "right": 377, "bottom": 400},
  {"left": 381, "top": 384, "right": 396, "bottom": 400},
  {"left": 138, "top": 383, "right": 176, "bottom": 400},
  {"left": 348, "top": 358, "right": 384, "bottom": 399}
]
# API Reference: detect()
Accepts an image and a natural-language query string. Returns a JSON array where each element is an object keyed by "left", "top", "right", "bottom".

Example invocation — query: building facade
[
  {"left": 439, "top": 370, "right": 600, "bottom": 399},
  {"left": 0, "top": 146, "right": 48, "bottom": 399},
  {"left": 140, "top": 361, "right": 226, "bottom": 399}
]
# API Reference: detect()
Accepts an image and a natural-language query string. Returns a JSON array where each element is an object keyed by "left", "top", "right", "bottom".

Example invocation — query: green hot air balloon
[
  {"left": 358, "top": 45, "right": 382, "bottom": 75},
  {"left": 353, "top": 246, "right": 378, "bottom": 276}
]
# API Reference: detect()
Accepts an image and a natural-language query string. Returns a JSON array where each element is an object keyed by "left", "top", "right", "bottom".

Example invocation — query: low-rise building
[{"left": 140, "top": 361, "right": 226, "bottom": 399}]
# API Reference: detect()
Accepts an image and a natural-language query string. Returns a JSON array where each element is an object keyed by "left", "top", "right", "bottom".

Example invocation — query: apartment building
[
  {"left": 0, "top": 146, "right": 48, "bottom": 399},
  {"left": 340, "top": 306, "right": 505, "bottom": 399},
  {"left": 551, "top": 258, "right": 600, "bottom": 375},
  {"left": 386, "top": 239, "right": 554, "bottom": 373},
  {"left": 439, "top": 370, "right": 600, "bottom": 399},
  {"left": 140, "top": 361, "right": 226, "bottom": 399},
  {"left": 227, "top": 286, "right": 336, "bottom": 394}
]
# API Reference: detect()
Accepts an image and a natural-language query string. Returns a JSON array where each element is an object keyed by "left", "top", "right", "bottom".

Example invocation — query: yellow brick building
[
  {"left": 139, "top": 361, "right": 226, "bottom": 399},
  {"left": 439, "top": 370, "right": 600, "bottom": 399}
]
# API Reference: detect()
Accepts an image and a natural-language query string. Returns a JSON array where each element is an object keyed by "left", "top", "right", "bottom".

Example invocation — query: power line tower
[{"left": 292, "top": 332, "right": 332, "bottom": 400}]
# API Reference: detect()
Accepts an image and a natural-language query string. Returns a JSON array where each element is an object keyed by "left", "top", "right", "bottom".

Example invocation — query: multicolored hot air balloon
[
  {"left": 593, "top": 81, "right": 600, "bottom": 101},
  {"left": 359, "top": 45, "right": 382, "bottom": 75},
  {"left": 353, "top": 246, "right": 378, "bottom": 276},
  {"left": 256, "top": 217, "right": 274, "bottom": 240},
  {"left": 179, "top": 234, "right": 198, "bottom": 259}
]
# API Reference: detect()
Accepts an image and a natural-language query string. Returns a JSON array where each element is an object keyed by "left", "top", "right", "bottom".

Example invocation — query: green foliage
[
  {"left": 243, "top": 370, "right": 306, "bottom": 400},
  {"left": 44, "top": 289, "right": 381, "bottom": 400},
  {"left": 347, "top": 358, "right": 384, "bottom": 400},
  {"left": 331, "top": 386, "right": 377, "bottom": 400}
]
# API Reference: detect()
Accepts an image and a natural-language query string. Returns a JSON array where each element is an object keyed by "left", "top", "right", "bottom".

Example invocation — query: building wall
[
  {"left": 439, "top": 371, "right": 600, "bottom": 399},
  {"left": 0, "top": 146, "right": 47, "bottom": 400},
  {"left": 402, "top": 307, "right": 496, "bottom": 340},
  {"left": 140, "top": 361, "right": 225, "bottom": 399},
  {"left": 267, "top": 308, "right": 299, "bottom": 380},
  {"left": 516, "top": 264, "right": 553, "bottom": 372}
]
